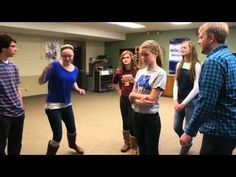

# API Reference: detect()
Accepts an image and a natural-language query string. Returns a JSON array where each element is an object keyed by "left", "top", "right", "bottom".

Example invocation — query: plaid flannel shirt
[{"left": 185, "top": 44, "right": 236, "bottom": 140}]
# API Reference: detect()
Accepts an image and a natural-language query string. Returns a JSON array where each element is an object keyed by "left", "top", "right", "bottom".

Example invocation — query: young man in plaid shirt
[{"left": 180, "top": 22, "right": 236, "bottom": 154}]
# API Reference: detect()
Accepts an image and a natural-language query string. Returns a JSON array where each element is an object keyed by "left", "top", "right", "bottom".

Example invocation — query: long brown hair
[
  {"left": 175, "top": 41, "right": 200, "bottom": 82},
  {"left": 140, "top": 40, "right": 163, "bottom": 67},
  {"left": 119, "top": 50, "right": 139, "bottom": 73}
]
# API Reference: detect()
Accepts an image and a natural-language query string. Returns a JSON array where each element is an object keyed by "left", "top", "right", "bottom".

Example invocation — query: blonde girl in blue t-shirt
[{"left": 129, "top": 40, "right": 167, "bottom": 155}]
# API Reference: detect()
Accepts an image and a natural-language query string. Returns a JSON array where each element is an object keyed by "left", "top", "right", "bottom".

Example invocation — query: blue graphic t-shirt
[{"left": 132, "top": 67, "right": 167, "bottom": 114}]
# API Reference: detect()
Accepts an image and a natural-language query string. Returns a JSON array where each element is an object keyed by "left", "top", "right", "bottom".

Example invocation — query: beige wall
[
  {"left": 9, "top": 34, "right": 105, "bottom": 97},
  {"left": 12, "top": 34, "right": 64, "bottom": 76},
  {"left": 19, "top": 76, "right": 48, "bottom": 97},
  {"left": 86, "top": 41, "right": 105, "bottom": 74},
  {"left": 9, "top": 34, "right": 64, "bottom": 97}
]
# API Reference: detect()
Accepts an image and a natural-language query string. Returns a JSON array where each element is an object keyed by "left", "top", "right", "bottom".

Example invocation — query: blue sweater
[{"left": 46, "top": 61, "right": 78, "bottom": 105}]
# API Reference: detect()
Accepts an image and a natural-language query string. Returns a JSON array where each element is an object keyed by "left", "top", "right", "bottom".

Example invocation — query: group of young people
[
  {"left": 112, "top": 22, "right": 236, "bottom": 155},
  {"left": 0, "top": 39, "right": 85, "bottom": 155},
  {"left": 0, "top": 22, "right": 235, "bottom": 155}
]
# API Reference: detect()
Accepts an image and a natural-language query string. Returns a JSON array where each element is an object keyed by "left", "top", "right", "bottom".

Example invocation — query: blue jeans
[
  {"left": 174, "top": 99, "right": 196, "bottom": 139},
  {"left": 45, "top": 105, "right": 76, "bottom": 142}
]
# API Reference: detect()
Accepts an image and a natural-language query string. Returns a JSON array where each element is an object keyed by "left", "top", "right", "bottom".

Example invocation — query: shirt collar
[
  {"left": 0, "top": 59, "right": 9, "bottom": 64},
  {"left": 207, "top": 44, "right": 228, "bottom": 57}
]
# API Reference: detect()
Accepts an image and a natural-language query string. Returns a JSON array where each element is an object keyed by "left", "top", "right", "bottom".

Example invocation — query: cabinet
[
  {"left": 94, "top": 69, "right": 113, "bottom": 92},
  {"left": 162, "top": 75, "right": 175, "bottom": 97}
]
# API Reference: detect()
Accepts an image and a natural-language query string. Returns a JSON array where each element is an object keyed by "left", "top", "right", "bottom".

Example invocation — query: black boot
[
  {"left": 67, "top": 133, "right": 84, "bottom": 155},
  {"left": 46, "top": 141, "right": 59, "bottom": 155}
]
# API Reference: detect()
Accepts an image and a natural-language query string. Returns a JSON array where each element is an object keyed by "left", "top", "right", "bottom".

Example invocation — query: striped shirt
[
  {"left": 0, "top": 59, "right": 24, "bottom": 117},
  {"left": 185, "top": 44, "right": 236, "bottom": 140}
]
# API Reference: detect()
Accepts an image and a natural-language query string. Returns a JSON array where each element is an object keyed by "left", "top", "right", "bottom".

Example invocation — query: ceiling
[
  {"left": 65, "top": 22, "right": 236, "bottom": 33},
  {"left": 1, "top": 22, "right": 236, "bottom": 41}
]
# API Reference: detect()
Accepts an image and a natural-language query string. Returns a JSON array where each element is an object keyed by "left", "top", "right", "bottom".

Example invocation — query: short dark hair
[{"left": 0, "top": 33, "right": 17, "bottom": 53}]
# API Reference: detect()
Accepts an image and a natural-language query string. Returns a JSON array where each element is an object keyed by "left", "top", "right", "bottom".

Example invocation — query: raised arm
[{"left": 38, "top": 63, "right": 51, "bottom": 85}]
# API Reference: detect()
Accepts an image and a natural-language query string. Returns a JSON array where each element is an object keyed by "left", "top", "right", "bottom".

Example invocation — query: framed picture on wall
[{"left": 45, "top": 40, "right": 60, "bottom": 62}]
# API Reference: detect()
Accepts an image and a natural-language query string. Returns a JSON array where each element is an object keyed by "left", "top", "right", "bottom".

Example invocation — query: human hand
[
  {"left": 121, "top": 74, "right": 133, "bottom": 82},
  {"left": 177, "top": 103, "right": 185, "bottom": 111},
  {"left": 136, "top": 97, "right": 156, "bottom": 106},
  {"left": 174, "top": 101, "right": 179, "bottom": 111},
  {"left": 78, "top": 89, "right": 86, "bottom": 95},
  {"left": 128, "top": 76, "right": 135, "bottom": 83},
  {"left": 142, "top": 99, "right": 156, "bottom": 105},
  {"left": 174, "top": 102, "right": 185, "bottom": 111},
  {"left": 180, "top": 133, "right": 192, "bottom": 146}
]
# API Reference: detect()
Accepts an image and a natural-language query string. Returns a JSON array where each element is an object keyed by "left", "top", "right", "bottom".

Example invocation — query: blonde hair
[
  {"left": 175, "top": 41, "right": 200, "bottom": 82},
  {"left": 61, "top": 44, "right": 74, "bottom": 52},
  {"left": 140, "top": 40, "right": 163, "bottom": 67},
  {"left": 198, "top": 22, "right": 229, "bottom": 43},
  {"left": 119, "top": 50, "right": 139, "bottom": 73}
]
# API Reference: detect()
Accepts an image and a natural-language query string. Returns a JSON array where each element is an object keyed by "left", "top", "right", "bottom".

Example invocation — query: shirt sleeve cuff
[{"left": 185, "top": 127, "right": 198, "bottom": 137}]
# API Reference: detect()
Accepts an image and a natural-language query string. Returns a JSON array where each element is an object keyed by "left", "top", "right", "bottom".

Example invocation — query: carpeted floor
[{"left": 20, "top": 91, "right": 236, "bottom": 155}]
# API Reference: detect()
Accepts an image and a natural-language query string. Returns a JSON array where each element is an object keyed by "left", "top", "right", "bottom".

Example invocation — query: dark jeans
[
  {"left": 133, "top": 112, "right": 161, "bottom": 155},
  {"left": 120, "top": 96, "right": 135, "bottom": 136},
  {"left": 0, "top": 114, "right": 25, "bottom": 155},
  {"left": 45, "top": 105, "right": 76, "bottom": 142},
  {"left": 200, "top": 134, "right": 236, "bottom": 155}
]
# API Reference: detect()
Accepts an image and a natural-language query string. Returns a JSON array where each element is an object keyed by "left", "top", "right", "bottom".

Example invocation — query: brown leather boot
[
  {"left": 129, "top": 135, "right": 138, "bottom": 155},
  {"left": 46, "top": 141, "right": 59, "bottom": 155},
  {"left": 121, "top": 130, "right": 130, "bottom": 152},
  {"left": 67, "top": 133, "right": 84, "bottom": 155}
]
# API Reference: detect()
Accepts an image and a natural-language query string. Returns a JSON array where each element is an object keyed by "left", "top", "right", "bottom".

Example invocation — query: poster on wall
[
  {"left": 45, "top": 40, "right": 60, "bottom": 62},
  {"left": 169, "top": 38, "right": 190, "bottom": 74}
]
